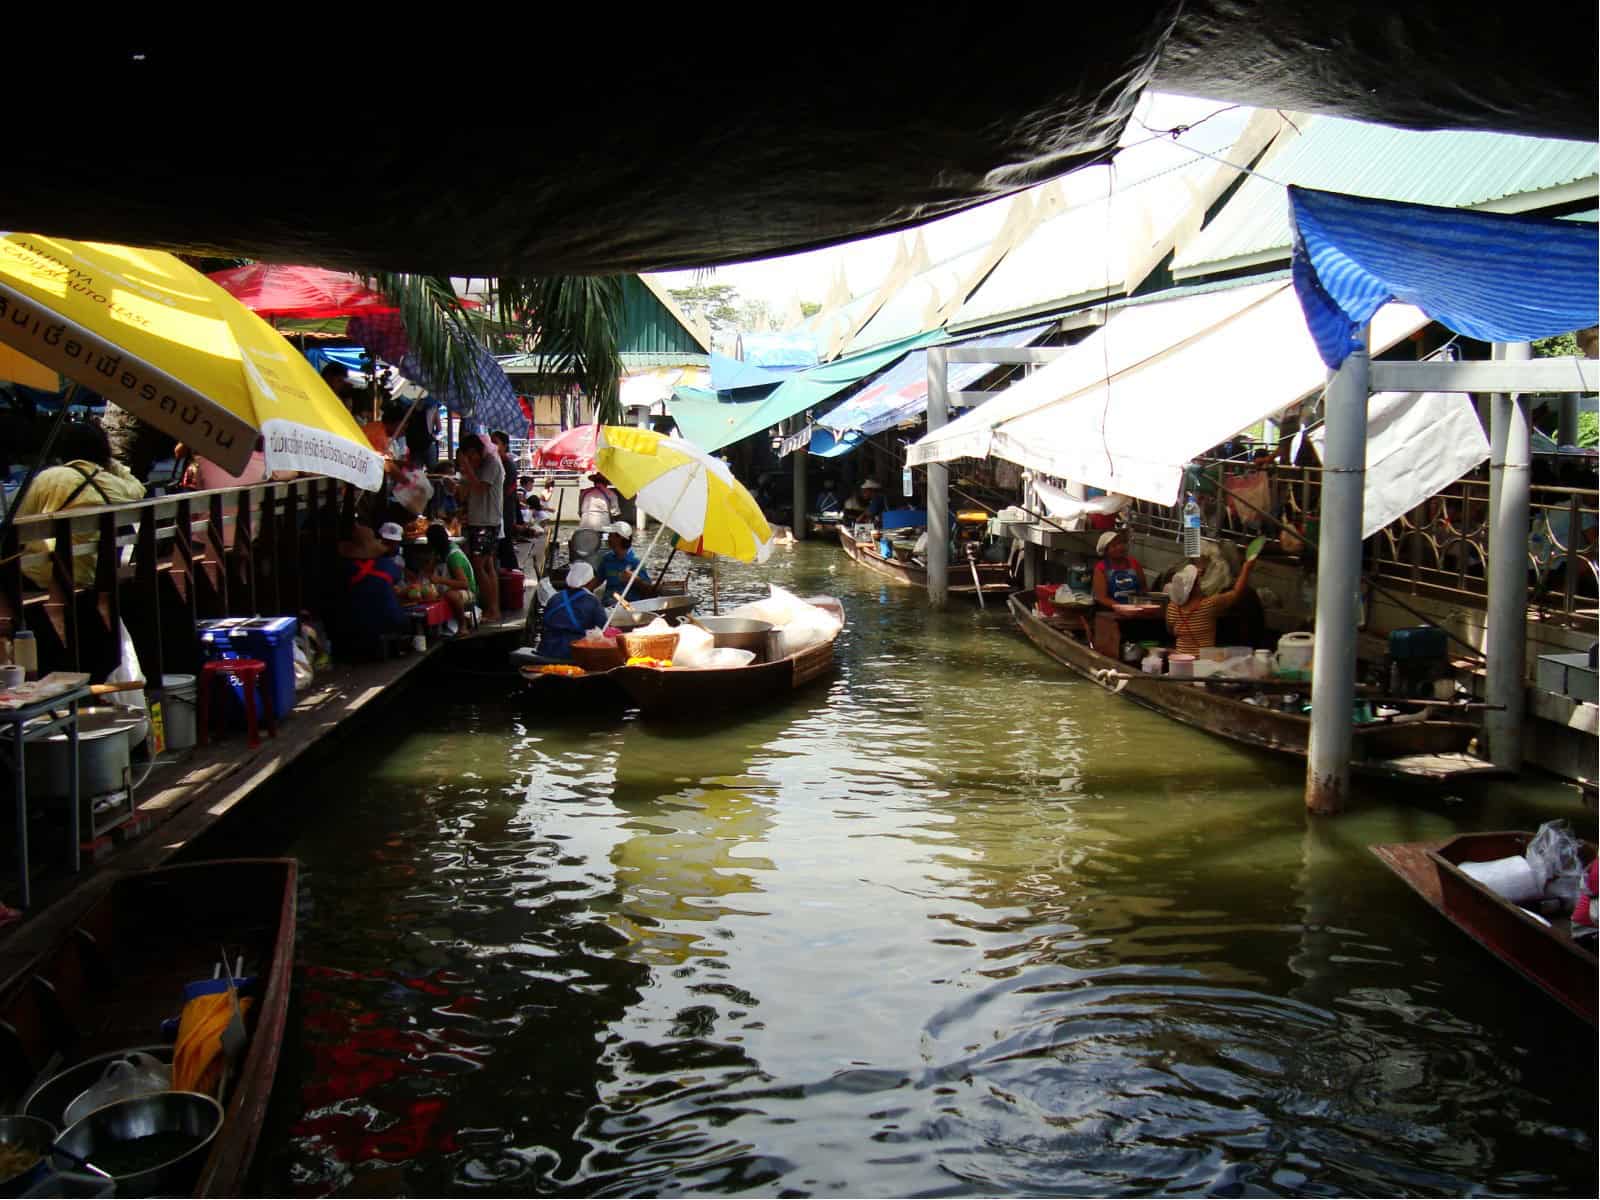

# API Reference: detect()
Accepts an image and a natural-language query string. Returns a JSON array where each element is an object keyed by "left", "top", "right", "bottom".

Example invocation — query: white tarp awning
[
  {"left": 908, "top": 280, "right": 1429, "bottom": 505},
  {"left": 1309, "top": 390, "right": 1490, "bottom": 538},
  {"left": 1031, "top": 478, "right": 1131, "bottom": 524}
]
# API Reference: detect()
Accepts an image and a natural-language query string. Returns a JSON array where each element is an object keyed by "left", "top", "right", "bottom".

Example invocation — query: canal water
[{"left": 201, "top": 542, "right": 1595, "bottom": 1196}]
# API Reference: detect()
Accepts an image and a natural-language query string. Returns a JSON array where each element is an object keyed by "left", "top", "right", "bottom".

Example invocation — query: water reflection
[{"left": 212, "top": 542, "right": 1596, "bottom": 1196}]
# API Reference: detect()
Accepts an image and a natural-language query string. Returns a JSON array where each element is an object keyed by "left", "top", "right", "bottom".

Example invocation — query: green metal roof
[
  {"left": 1172, "top": 117, "right": 1598, "bottom": 279},
  {"left": 497, "top": 351, "right": 707, "bottom": 376},
  {"left": 617, "top": 275, "right": 707, "bottom": 357}
]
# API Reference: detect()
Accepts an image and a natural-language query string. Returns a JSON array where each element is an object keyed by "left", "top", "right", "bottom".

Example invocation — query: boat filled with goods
[
  {"left": 0, "top": 859, "right": 296, "bottom": 1197},
  {"left": 1371, "top": 823, "right": 1597, "bottom": 1024}
]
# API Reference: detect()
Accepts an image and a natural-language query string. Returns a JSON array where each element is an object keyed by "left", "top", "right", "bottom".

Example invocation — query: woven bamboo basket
[
  {"left": 570, "top": 639, "right": 626, "bottom": 671},
  {"left": 619, "top": 630, "right": 680, "bottom": 661}
]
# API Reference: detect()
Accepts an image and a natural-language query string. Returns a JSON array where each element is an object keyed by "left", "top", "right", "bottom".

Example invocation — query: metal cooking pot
[
  {"left": 24, "top": 709, "right": 147, "bottom": 799},
  {"left": 626, "top": 594, "right": 697, "bottom": 622},
  {"left": 23, "top": 1047, "right": 174, "bottom": 1130},
  {"left": 568, "top": 527, "right": 602, "bottom": 561},
  {"left": 694, "top": 616, "right": 779, "bottom": 663},
  {"left": 54, "top": 1092, "right": 222, "bottom": 1199}
]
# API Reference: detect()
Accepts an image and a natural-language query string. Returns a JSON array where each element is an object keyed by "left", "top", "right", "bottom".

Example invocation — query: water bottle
[
  {"left": 1181, "top": 493, "right": 1202, "bottom": 558},
  {"left": 12, "top": 629, "right": 38, "bottom": 680}
]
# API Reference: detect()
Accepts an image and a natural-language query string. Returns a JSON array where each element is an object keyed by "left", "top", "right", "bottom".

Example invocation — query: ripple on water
[{"left": 240, "top": 545, "right": 1596, "bottom": 1196}]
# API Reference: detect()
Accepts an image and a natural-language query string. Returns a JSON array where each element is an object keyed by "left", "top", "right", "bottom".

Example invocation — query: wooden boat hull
[
  {"left": 836, "top": 527, "right": 1011, "bottom": 595},
  {"left": 614, "top": 637, "right": 837, "bottom": 716},
  {"left": 1371, "top": 833, "right": 1597, "bottom": 1024},
  {"left": 518, "top": 665, "right": 630, "bottom": 710},
  {"left": 1008, "top": 591, "right": 1504, "bottom": 783},
  {"left": 0, "top": 858, "right": 297, "bottom": 1197}
]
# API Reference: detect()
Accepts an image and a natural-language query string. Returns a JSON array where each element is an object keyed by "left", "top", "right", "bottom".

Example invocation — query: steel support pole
[
  {"left": 1305, "top": 335, "right": 1369, "bottom": 815},
  {"left": 1023, "top": 541, "right": 1040, "bottom": 590},
  {"left": 792, "top": 434, "right": 807, "bottom": 542},
  {"left": 1485, "top": 342, "right": 1532, "bottom": 770},
  {"left": 926, "top": 347, "right": 950, "bottom": 609},
  {"left": 1557, "top": 393, "right": 1579, "bottom": 448}
]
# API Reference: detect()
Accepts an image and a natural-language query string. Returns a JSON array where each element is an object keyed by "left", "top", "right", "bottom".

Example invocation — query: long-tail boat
[{"left": 1009, "top": 590, "right": 1508, "bottom": 784}]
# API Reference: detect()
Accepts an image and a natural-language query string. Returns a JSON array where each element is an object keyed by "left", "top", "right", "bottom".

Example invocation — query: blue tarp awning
[
  {"left": 709, "top": 352, "right": 789, "bottom": 393},
  {"left": 1288, "top": 186, "right": 1600, "bottom": 370},
  {"left": 807, "top": 428, "right": 864, "bottom": 458},
  {"left": 818, "top": 323, "right": 1051, "bottom": 439}
]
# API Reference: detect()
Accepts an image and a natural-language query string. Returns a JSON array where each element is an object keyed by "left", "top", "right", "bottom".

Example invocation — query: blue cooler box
[{"left": 197, "top": 616, "right": 299, "bottom": 720}]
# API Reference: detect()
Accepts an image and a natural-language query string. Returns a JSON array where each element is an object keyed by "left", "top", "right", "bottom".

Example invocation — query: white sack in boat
[{"left": 672, "top": 623, "right": 715, "bottom": 667}]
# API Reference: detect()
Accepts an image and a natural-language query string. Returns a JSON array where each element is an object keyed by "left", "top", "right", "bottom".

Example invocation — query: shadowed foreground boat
[
  {"left": 1009, "top": 591, "right": 1507, "bottom": 784},
  {"left": 1371, "top": 833, "right": 1597, "bottom": 1025},
  {"left": 0, "top": 859, "right": 297, "bottom": 1196}
]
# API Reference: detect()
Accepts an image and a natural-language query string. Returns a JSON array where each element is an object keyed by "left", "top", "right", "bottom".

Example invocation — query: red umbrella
[
  {"left": 533, "top": 423, "right": 600, "bottom": 471},
  {"left": 208, "top": 264, "right": 398, "bottom": 320}
]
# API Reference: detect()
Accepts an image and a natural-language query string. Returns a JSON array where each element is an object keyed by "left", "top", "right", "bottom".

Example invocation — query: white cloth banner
[{"left": 1309, "top": 391, "right": 1490, "bottom": 538}]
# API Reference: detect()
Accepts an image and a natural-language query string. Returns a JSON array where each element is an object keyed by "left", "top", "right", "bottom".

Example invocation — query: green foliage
[
  {"left": 799, "top": 300, "right": 822, "bottom": 318},
  {"left": 1533, "top": 332, "right": 1581, "bottom": 358},
  {"left": 496, "top": 276, "right": 625, "bottom": 424},
  {"left": 1578, "top": 411, "right": 1599, "bottom": 449},
  {"left": 670, "top": 283, "right": 741, "bottom": 333}
]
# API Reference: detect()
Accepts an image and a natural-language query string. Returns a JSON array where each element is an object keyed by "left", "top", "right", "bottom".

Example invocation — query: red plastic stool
[{"left": 198, "top": 657, "right": 276, "bottom": 749}]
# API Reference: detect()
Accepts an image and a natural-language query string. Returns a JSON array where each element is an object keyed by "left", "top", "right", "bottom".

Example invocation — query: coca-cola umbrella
[
  {"left": 207, "top": 264, "right": 397, "bottom": 321},
  {"left": 533, "top": 423, "right": 600, "bottom": 472}
]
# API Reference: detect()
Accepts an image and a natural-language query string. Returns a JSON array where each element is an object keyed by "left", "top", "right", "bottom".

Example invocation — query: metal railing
[
  {"left": 2, "top": 477, "right": 354, "bottom": 690},
  {"left": 1126, "top": 457, "right": 1598, "bottom": 628}
]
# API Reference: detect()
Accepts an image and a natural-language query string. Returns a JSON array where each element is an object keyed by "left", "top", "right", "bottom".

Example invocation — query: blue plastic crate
[{"left": 198, "top": 616, "right": 299, "bottom": 721}]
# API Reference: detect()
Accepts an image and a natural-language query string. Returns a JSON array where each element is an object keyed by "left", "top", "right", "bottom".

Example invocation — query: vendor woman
[
  {"left": 537, "top": 562, "right": 608, "bottom": 661},
  {"left": 1091, "top": 530, "right": 1148, "bottom": 613}
]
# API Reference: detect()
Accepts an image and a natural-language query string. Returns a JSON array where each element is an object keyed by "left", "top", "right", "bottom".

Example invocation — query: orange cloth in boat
[{"left": 172, "top": 991, "right": 253, "bottom": 1096}]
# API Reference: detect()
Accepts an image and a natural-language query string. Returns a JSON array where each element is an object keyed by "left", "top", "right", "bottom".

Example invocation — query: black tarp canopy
[{"left": 4, "top": 5, "right": 1593, "bottom": 276}]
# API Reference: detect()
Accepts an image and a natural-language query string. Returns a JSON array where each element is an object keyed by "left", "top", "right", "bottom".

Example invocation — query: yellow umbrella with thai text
[
  {"left": 0, "top": 233, "right": 383, "bottom": 490},
  {"left": 593, "top": 425, "right": 772, "bottom": 620}
]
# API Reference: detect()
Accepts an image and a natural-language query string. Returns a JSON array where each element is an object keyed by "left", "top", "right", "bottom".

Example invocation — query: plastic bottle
[
  {"left": 1181, "top": 492, "right": 1202, "bottom": 557},
  {"left": 13, "top": 629, "right": 38, "bottom": 680}
]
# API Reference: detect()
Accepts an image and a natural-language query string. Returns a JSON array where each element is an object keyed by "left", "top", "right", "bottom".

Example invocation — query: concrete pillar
[
  {"left": 792, "top": 437, "right": 807, "bottom": 541},
  {"left": 1023, "top": 541, "right": 1040, "bottom": 591},
  {"left": 1305, "top": 333, "right": 1370, "bottom": 816},
  {"left": 1485, "top": 342, "right": 1533, "bottom": 770},
  {"left": 926, "top": 346, "right": 950, "bottom": 609},
  {"left": 1558, "top": 393, "right": 1580, "bottom": 448}
]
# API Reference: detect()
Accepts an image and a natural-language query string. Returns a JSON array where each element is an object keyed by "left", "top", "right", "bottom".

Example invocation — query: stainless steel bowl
[
  {"left": 627, "top": 594, "right": 697, "bottom": 620},
  {"left": 694, "top": 616, "right": 779, "bottom": 662},
  {"left": 0, "top": 1114, "right": 58, "bottom": 1194},
  {"left": 23, "top": 1048, "right": 174, "bottom": 1131},
  {"left": 54, "top": 1092, "right": 222, "bottom": 1198}
]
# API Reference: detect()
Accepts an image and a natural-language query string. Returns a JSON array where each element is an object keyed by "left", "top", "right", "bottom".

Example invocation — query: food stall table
[
  {"left": 0, "top": 675, "right": 92, "bottom": 909},
  {"left": 1091, "top": 604, "right": 1166, "bottom": 660}
]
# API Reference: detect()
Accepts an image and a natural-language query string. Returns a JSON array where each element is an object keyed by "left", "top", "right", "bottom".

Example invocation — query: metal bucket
[
  {"left": 23, "top": 1048, "right": 174, "bottom": 1130},
  {"left": 23, "top": 710, "right": 145, "bottom": 798},
  {"left": 0, "top": 1114, "right": 57, "bottom": 1194},
  {"left": 53, "top": 1092, "right": 221, "bottom": 1198},
  {"left": 694, "top": 616, "right": 779, "bottom": 663}
]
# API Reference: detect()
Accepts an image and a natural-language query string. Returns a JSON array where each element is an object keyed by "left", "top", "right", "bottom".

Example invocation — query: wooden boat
[
  {"left": 613, "top": 609, "right": 843, "bottom": 717},
  {"left": 836, "top": 526, "right": 1012, "bottom": 596},
  {"left": 1371, "top": 832, "right": 1596, "bottom": 1024},
  {"left": 517, "top": 663, "right": 629, "bottom": 710},
  {"left": 807, "top": 514, "right": 844, "bottom": 538},
  {"left": 0, "top": 858, "right": 296, "bottom": 1196},
  {"left": 1009, "top": 591, "right": 1508, "bottom": 783}
]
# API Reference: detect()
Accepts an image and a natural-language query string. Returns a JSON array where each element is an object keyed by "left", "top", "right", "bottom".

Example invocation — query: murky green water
[{"left": 203, "top": 542, "right": 1595, "bottom": 1196}]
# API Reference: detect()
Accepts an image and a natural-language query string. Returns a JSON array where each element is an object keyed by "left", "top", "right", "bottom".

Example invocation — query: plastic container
[
  {"left": 161, "top": 673, "right": 198, "bottom": 750},
  {"left": 1035, "top": 584, "right": 1058, "bottom": 617},
  {"left": 1197, "top": 646, "right": 1227, "bottom": 662},
  {"left": 1141, "top": 654, "right": 1163, "bottom": 675},
  {"left": 225, "top": 617, "right": 300, "bottom": 720},
  {"left": 1276, "top": 632, "right": 1314, "bottom": 674},
  {"left": 1168, "top": 653, "right": 1196, "bottom": 679},
  {"left": 1193, "top": 660, "right": 1221, "bottom": 679},
  {"left": 499, "top": 568, "right": 526, "bottom": 613},
  {"left": 1222, "top": 645, "right": 1252, "bottom": 661},
  {"left": 1389, "top": 626, "right": 1447, "bottom": 660}
]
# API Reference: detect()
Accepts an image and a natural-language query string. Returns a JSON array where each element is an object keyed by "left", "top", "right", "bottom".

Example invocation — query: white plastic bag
[
  {"left": 107, "top": 619, "right": 147, "bottom": 714},
  {"left": 392, "top": 467, "right": 434, "bottom": 515},
  {"left": 671, "top": 623, "right": 715, "bottom": 667},
  {"left": 64, "top": 1051, "right": 171, "bottom": 1126},
  {"left": 292, "top": 639, "right": 314, "bottom": 692},
  {"left": 699, "top": 647, "right": 756, "bottom": 669},
  {"left": 1527, "top": 820, "right": 1586, "bottom": 905}
]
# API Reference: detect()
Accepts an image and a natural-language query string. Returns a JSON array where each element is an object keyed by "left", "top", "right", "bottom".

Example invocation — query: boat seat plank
[{"left": 1364, "top": 752, "right": 1514, "bottom": 781}]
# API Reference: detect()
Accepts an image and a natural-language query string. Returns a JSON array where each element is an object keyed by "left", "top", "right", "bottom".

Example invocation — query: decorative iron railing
[{"left": 1126, "top": 457, "right": 1598, "bottom": 628}]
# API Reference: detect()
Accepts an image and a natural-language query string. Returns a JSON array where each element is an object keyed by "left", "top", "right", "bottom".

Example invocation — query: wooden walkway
[{"left": 0, "top": 609, "right": 526, "bottom": 972}]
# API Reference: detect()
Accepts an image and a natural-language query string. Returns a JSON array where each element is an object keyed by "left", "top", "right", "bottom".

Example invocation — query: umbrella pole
[
  {"left": 713, "top": 558, "right": 720, "bottom": 615},
  {"left": 603, "top": 463, "right": 701, "bottom": 628}
]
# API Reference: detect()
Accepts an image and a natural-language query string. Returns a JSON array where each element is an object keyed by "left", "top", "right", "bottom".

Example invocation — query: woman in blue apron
[
  {"left": 537, "top": 561, "right": 609, "bottom": 661},
  {"left": 1091, "top": 530, "right": 1148, "bottom": 611}
]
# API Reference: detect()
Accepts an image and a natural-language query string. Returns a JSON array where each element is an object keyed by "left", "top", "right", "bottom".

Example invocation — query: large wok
[{"left": 622, "top": 594, "right": 697, "bottom": 622}]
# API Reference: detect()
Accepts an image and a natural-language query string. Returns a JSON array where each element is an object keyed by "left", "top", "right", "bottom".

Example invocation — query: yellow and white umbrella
[
  {"left": 594, "top": 426, "right": 773, "bottom": 621},
  {"left": 595, "top": 426, "right": 772, "bottom": 563},
  {"left": 0, "top": 233, "right": 383, "bottom": 490}
]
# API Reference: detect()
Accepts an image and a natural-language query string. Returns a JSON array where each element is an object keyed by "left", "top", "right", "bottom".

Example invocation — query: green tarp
[{"left": 666, "top": 330, "right": 947, "bottom": 453}]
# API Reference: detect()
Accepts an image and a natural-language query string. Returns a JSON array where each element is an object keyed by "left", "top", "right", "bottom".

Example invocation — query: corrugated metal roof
[
  {"left": 498, "top": 351, "right": 708, "bottom": 374},
  {"left": 844, "top": 244, "right": 991, "bottom": 355},
  {"left": 1172, "top": 117, "right": 1599, "bottom": 278},
  {"left": 617, "top": 276, "right": 708, "bottom": 356}
]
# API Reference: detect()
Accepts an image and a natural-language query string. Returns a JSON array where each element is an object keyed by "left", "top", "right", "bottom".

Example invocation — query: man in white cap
[
  {"left": 597, "top": 521, "right": 654, "bottom": 604},
  {"left": 536, "top": 561, "right": 609, "bottom": 661},
  {"left": 854, "top": 478, "right": 887, "bottom": 523}
]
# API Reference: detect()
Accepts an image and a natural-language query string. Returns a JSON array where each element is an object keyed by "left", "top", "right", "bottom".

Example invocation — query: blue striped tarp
[{"left": 1288, "top": 186, "right": 1599, "bottom": 370}]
